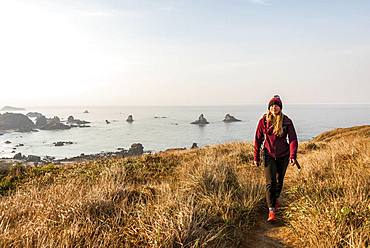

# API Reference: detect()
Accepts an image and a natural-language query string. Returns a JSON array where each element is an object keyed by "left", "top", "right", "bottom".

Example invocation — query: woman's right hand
[{"left": 254, "top": 160, "right": 260, "bottom": 167}]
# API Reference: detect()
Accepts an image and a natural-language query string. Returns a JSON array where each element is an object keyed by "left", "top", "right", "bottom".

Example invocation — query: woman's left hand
[{"left": 289, "top": 159, "right": 297, "bottom": 165}]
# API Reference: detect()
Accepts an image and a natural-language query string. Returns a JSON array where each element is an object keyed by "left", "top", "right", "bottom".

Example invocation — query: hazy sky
[{"left": 1, "top": 0, "right": 370, "bottom": 106}]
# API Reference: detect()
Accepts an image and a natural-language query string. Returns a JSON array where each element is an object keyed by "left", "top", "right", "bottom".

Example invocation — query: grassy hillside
[
  {"left": 0, "top": 125, "right": 369, "bottom": 247},
  {"left": 285, "top": 125, "right": 370, "bottom": 247}
]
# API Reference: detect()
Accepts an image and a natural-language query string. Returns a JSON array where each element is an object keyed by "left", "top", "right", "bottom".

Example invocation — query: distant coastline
[
  {"left": 0, "top": 106, "right": 26, "bottom": 111},
  {"left": 1, "top": 105, "right": 369, "bottom": 160}
]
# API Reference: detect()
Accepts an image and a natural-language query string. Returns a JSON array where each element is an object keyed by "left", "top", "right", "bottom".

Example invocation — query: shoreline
[{"left": 0, "top": 143, "right": 197, "bottom": 166}]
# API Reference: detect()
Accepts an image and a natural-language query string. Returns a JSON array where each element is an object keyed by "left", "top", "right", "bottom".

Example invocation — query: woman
[{"left": 253, "top": 95, "right": 298, "bottom": 222}]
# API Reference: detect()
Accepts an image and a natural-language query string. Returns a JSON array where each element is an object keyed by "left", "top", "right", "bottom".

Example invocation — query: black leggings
[{"left": 263, "top": 150, "right": 289, "bottom": 209}]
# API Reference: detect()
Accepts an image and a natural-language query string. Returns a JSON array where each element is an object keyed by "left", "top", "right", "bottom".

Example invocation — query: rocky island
[
  {"left": 223, "top": 114, "right": 241, "bottom": 122},
  {"left": 0, "top": 113, "right": 36, "bottom": 132},
  {"left": 0, "top": 106, "right": 26, "bottom": 111},
  {"left": 191, "top": 114, "right": 209, "bottom": 125},
  {"left": 126, "top": 115, "right": 134, "bottom": 123}
]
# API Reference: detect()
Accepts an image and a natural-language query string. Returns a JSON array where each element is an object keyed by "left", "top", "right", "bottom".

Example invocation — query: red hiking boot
[{"left": 267, "top": 210, "right": 276, "bottom": 222}]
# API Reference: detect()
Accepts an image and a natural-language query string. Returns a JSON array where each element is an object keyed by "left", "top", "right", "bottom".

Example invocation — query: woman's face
[{"left": 269, "top": 104, "right": 281, "bottom": 116}]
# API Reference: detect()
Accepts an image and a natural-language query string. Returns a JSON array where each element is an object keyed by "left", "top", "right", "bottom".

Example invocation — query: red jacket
[{"left": 254, "top": 114, "right": 298, "bottom": 162}]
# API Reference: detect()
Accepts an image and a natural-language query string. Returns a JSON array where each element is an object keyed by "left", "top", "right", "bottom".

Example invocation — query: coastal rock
[
  {"left": 41, "top": 122, "right": 71, "bottom": 130},
  {"left": 74, "top": 119, "right": 90, "bottom": 125},
  {"left": 223, "top": 114, "right": 241, "bottom": 123},
  {"left": 191, "top": 143, "right": 198, "bottom": 149},
  {"left": 53, "top": 141, "right": 73, "bottom": 146},
  {"left": 83, "top": 110, "right": 89, "bottom": 113},
  {"left": 4, "top": 140, "right": 11, "bottom": 144},
  {"left": 67, "top": 116, "right": 74, "bottom": 123},
  {"left": 43, "top": 156, "right": 56, "bottom": 162},
  {"left": 191, "top": 114, "right": 209, "bottom": 125},
  {"left": 128, "top": 143, "right": 144, "bottom": 156},
  {"left": 0, "top": 113, "right": 36, "bottom": 132},
  {"left": 1, "top": 106, "right": 25, "bottom": 111},
  {"left": 40, "top": 116, "right": 70, "bottom": 130},
  {"left": 106, "top": 120, "right": 110, "bottom": 124},
  {"left": 126, "top": 115, "right": 134, "bottom": 123},
  {"left": 26, "top": 155, "right": 41, "bottom": 162},
  {"left": 36, "top": 115, "right": 85, "bottom": 130},
  {"left": 26, "top": 112, "right": 44, "bottom": 118},
  {"left": 36, "top": 115, "right": 48, "bottom": 128},
  {"left": 52, "top": 116, "right": 60, "bottom": 123},
  {"left": 13, "top": 152, "right": 26, "bottom": 160},
  {"left": 67, "top": 115, "right": 91, "bottom": 126}
]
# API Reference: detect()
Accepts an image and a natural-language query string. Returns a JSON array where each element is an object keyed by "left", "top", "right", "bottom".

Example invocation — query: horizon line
[{"left": 1, "top": 103, "right": 370, "bottom": 109}]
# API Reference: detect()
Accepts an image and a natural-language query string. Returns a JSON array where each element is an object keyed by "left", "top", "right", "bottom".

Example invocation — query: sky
[{"left": 0, "top": 0, "right": 370, "bottom": 107}]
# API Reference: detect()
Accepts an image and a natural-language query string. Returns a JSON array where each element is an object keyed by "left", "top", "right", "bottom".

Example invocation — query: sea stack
[
  {"left": 223, "top": 114, "right": 241, "bottom": 123},
  {"left": 191, "top": 114, "right": 209, "bottom": 125},
  {"left": 0, "top": 113, "right": 36, "bottom": 132},
  {"left": 128, "top": 143, "right": 144, "bottom": 155},
  {"left": 126, "top": 115, "right": 134, "bottom": 123}
]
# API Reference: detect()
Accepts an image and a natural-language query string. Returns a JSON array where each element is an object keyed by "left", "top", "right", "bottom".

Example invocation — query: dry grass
[
  {"left": 285, "top": 126, "right": 370, "bottom": 248},
  {"left": 0, "top": 142, "right": 264, "bottom": 247},
  {"left": 0, "top": 125, "right": 369, "bottom": 247}
]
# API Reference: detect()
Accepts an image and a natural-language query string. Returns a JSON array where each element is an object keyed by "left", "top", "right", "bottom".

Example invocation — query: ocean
[{"left": 1, "top": 104, "right": 369, "bottom": 159}]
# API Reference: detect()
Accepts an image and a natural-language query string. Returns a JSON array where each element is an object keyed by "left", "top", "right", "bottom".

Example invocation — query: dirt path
[{"left": 242, "top": 173, "right": 298, "bottom": 247}]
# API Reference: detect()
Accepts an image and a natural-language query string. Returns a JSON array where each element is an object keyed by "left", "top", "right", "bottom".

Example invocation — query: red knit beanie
[{"left": 268, "top": 95, "right": 283, "bottom": 110}]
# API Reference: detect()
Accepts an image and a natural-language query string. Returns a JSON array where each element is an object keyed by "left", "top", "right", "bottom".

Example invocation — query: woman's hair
[{"left": 266, "top": 111, "right": 284, "bottom": 137}]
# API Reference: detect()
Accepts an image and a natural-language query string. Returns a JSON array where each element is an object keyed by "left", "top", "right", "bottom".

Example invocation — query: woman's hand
[
  {"left": 254, "top": 160, "right": 260, "bottom": 167},
  {"left": 289, "top": 159, "right": 297, "bottom": 165}
]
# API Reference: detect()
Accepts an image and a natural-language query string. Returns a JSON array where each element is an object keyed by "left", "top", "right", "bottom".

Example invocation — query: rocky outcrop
[
  {"left": 191, "top": 114, "right": 209, "bottom": 125},
  {"left": 36, "top": 115, "right": 48, "bottom": 128},
  {"left": 67, "top": 116, "right": 90, "bottom": 126},
  {"left": 26, "top": 155, "right": 41, "bottom": 162},
  {"left": 67, "top": 116, "right": 74, "bottom": 123},
  {"left": 106, "top": 120, "right": 110, "bottom": 124},
  {"left": 223, "top": 114, "right": 241, "bottom": 123},
  {"left": 83, "top": 110, "right": 89, "bottom": 113},
  {"left": 39, "top": 116, "right": 70, "bottom": 130},
  {"left": 42, "top": 122, "right": 70, "bottom": 130},
  {"left": 126, "top": 115, "right": 134, "bottom": 123},
  {"left": 34, "top": 115, "right": 87, "bottom": 130},
  {"left": 128, "top": 143, "right": 144, "bottom": 155},
  {"left": 56, "top": 143, "right": 147, "bottom": 162},
  {"left": 73, "top": 119, "right": 90, "bottom": 125},
  {"left": 26, "top": 112, "right": 44, "bottom": 118},
  {"left": 13, "top": 152, "right": 25, "bottom": 160},
  {"left": 191, "top": 143, "right": 198, "bottom": 149},
  {"left": 53, "top": 141, "right": 73, "bottom": 146},
  {"left": 1, "top": 106, "right": 25, "bottom": 111},
  {"left": 0, "top": 113, "right": 36, "bottom": 132}
]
